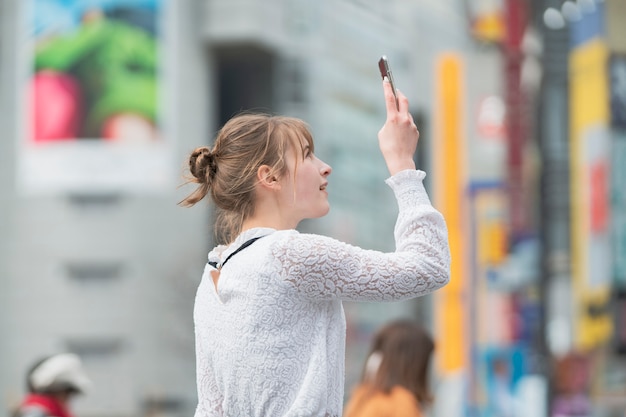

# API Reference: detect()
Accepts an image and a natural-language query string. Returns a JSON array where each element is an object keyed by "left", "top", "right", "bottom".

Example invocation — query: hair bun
[{"left": 189, "top": 147, "right": 217, "bottom": 184}]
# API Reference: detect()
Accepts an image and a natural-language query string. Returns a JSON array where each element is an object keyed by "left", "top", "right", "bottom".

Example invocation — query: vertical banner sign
[
  {"left": 19, "top": 0, "right": 171, "bottom": 194},
  {"left": 570, "top": 38, "right": 612, "bottom": 350},
  {"left": 473, "top": 186, "right": 509, "bottom": 345},
  {"left": 434, "top": 54, "right": 467, "bottom": 374},
  {"left": 468, "top": 183, "right": 508, "bottom": 413}
]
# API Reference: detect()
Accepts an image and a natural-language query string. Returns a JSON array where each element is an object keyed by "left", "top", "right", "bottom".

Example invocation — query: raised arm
[
  {"left": 271, "top": 79, "right": 450, "bottom": 302},
  {"left": 272, "top": 170, "right": 450, "bottom": 302}
]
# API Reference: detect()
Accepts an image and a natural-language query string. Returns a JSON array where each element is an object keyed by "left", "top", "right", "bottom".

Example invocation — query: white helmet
[{"left": 28, "top": 353, "right": 92, "bottom": 394}]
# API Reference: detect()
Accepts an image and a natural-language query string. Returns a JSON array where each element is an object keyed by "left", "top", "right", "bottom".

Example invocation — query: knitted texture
[{"left": 194, "top": 169, "right": 450, "bottom": 417}]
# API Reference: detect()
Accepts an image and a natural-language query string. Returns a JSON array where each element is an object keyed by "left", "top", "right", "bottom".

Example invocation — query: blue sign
[{"left": 569, "top": 3, "right": 605, "bottom": 48}]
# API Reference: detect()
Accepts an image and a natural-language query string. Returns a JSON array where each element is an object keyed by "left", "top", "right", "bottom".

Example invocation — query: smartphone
[{"left": 378, "top": 55, "right": 398, "bottom": 109}]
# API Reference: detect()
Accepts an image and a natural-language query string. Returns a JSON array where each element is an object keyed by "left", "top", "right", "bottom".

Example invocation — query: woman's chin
[
  {"left": 303, "top": 204, "right": 330, "bottom": 220},
  {"left": 318, "top": 206, "right": 331, "bottom": 217}
]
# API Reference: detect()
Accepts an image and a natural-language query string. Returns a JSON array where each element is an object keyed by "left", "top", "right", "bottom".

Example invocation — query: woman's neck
[{"left": 240, "top": 216, "right": 297, "bottom": 232}]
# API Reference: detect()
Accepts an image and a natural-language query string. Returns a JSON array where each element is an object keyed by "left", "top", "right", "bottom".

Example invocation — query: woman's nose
[{"left": 320, "top": 160, "right": 332, "bottom": 176}]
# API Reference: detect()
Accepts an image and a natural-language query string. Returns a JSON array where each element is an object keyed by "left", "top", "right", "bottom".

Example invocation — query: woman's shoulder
[
  {"left": 269, "top": 229, "right": 354, "bottom": 260},
  {"left": 389, "top": 385, "right": 420, "bottom": 404},
  {"left": 271, "top": 228, "right": 300, "bottom": 238},
  {"left": 345, "top": 384, "right": 423, "bottom": 417},
  {"left": 269, "top": 228, "right": 335, "bottom": 247}
]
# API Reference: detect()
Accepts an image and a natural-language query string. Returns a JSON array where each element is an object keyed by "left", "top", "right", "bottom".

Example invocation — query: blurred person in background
[
  {"left": 12, "top": 353, "right": 91, "bottom": 417},
  {"left": 179, "top": 79, "right": 450, "bottom": 416},
  {"left": 343, "top": 320, "right": 435, "bottom": 417}
]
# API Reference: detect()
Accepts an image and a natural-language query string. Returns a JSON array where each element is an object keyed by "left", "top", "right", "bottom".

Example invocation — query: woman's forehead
[{"left": 288, "top": 132, "right": 312, "bottom": 152}]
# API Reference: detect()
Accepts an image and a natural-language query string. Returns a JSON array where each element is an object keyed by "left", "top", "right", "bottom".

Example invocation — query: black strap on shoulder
[{"left": 208, "top": 236, "right": 263, "bottom": 269}]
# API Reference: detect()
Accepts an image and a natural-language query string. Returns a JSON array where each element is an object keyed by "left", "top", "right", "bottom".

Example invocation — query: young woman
[
  {"left": 180, "top": 80, "right": 450, "bottom": 417},
  {"left": 343, "top": 320, "right": 435, "bottom": 417}
]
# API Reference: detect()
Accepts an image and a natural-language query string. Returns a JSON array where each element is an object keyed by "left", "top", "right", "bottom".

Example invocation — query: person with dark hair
[
  {"left": 181, "top": 80, "right": 450, "bottom": 416},
  {"left": 13, "top": 353, "right": 91, "bottom": 417},
  {"left": 344, "top": 320, "right": 435, "bottom": 417}
]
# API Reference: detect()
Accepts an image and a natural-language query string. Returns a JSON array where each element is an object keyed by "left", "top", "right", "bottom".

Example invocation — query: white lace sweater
[{"left": 193, "top": 169, "right": 450, "bottom": 417}]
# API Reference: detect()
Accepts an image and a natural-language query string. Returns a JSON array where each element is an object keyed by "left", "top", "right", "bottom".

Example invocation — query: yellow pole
[{"left": 433, "top": 53, "right": 467, "bottom": 373}]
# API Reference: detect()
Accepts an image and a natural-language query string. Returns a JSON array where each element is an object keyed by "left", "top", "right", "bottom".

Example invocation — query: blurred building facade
[
  {"left": 536, "top": 0, "right": 626, "bottom": 415},
  {"left": 7, "top": 0, "right": 625, "bottom": 417}
]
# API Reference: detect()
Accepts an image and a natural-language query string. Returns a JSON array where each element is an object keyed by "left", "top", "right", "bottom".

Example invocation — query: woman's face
[{"left": 278, "top": 139, "right": 332, "bottom": 224}]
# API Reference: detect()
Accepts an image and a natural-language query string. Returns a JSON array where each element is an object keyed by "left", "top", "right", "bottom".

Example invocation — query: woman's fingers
[
  {"left": 396, "top": 89, "right": 409, "bottom": 115},
  {"left": 378, "top": 80, "right": 419, "bottom": 176},
  {"left": 383, "top": 79, "right": 398, "bottom": 117},
  {"left": 382, "top": 80, "right": 411, "bottom": 118}
]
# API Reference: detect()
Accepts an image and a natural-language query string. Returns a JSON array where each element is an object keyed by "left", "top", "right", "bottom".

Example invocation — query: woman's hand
[{"left": 377, "top": 79, "right": 419, "bottom": 176}]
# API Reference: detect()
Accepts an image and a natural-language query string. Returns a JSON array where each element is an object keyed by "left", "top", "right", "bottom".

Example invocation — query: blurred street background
[{"left": 0, "top": 0, "right": 625, "bottom": 416}]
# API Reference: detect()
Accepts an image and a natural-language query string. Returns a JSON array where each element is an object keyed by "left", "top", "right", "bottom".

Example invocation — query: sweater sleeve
[{"left": 271, "top": 169, "right": 450, "bottom": 302}]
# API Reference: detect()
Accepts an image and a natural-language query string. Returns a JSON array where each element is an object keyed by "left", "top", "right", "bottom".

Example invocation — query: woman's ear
[{"left": 257, "top": 165, "right": 281, "bottom": 190}]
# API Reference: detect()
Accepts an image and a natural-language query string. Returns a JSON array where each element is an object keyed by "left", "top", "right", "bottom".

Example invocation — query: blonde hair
[{"left": 179, "top": 113, "right": 314, "bottom": 244}]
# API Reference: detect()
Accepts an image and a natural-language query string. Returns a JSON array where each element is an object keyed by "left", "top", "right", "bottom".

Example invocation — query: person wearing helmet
[{"left": 13, "top": 353, "right": 92, "bottom": 417}]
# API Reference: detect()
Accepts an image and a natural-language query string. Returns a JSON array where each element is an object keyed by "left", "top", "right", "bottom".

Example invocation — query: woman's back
[{"left": 194, "top": 228, "right": 346, "bottom": 416}]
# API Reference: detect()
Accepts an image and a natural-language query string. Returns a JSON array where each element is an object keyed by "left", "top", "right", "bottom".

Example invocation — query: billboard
[
  {"left": 569, "top": 38, "right": 612, "bottom": 349},
  {"left": 18, "top": 0, "right": 172, "bottom": 194}
]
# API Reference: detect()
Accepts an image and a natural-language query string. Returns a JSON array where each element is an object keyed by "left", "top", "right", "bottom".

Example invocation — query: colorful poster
[
  {"left": 19, "top": 0, "right": 172, "bottom": 193},
  {"left": 569, "top": 38, "right": 612, "bottom": 349}
]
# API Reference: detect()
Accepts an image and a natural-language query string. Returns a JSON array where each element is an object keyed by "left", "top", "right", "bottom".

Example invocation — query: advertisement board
[
  {"left": 18, "top": 0, "right": 172, "bottom": 194},
  {"left": 570, "top": 38, "right": 612, "bottom": 349}
]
